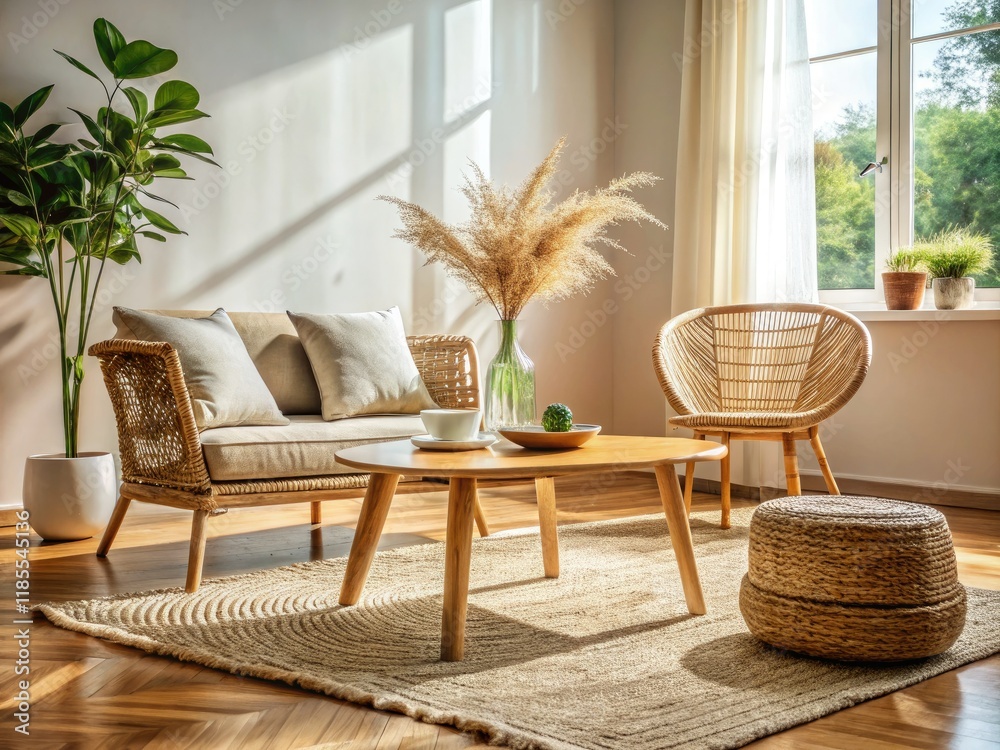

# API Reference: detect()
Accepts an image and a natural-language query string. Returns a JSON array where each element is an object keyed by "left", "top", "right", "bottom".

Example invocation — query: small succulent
[{"left": 541, "top": 403, "right": 573, "bottom": 432}]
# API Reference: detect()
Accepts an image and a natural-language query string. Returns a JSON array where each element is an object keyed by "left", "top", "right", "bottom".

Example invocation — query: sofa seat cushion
[{"left": 199, "top": 414, "right": 426, "bottom": 481}]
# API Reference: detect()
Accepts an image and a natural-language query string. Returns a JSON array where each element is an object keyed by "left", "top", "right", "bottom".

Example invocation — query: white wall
[
  {"left": 785, "top": 320, "right": 1000, "bottom": 495},
  {"left": 0, "top": 0, "right": 616, "bottom": 504},
  {"left": 610, "top": 0, "right": 686, "bottom": 437}
]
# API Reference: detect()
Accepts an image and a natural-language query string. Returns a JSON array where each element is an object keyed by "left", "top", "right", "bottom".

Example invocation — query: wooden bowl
[{"left": 497, "top": 424, "right": 601, "bottom": 449}]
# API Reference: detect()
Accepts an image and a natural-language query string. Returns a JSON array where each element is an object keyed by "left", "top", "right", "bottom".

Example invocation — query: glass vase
[{"left": 484, "top": 319, "right": 536, "bottom": 431}]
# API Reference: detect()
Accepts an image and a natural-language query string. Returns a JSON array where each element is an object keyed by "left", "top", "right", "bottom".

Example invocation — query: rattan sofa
[{"left": 90, "top": 310, "right": 486, "bottom": 592}]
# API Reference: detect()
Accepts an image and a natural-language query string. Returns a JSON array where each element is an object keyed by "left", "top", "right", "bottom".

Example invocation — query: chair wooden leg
[
  {"left": 782, "top": 432, "right": 802, "bottom": 496},
  {"left": 720, "top": 432, "right": 731, "bottom": 529},
  {"left": 808, "top": 425, "right": 840, "bottom": 495},
  {"left": 96, "top": 495, "right": 131, "bottom": 557},
  {"left": 473, "top": 489, "right": 490, "bottom": 537},
  {"left": 185, "top": 510, "right": 210, "bottom": 593},
  {"left": 683, "top": 433, "right": 705, "bottom": 515},
  {"left": 310, "top": 501, "right": 322, "bottom": 525}
]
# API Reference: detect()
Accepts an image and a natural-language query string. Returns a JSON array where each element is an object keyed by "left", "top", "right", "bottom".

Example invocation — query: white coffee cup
[{"left": 420, "top": 409, "right": 481, "bottom": 441}]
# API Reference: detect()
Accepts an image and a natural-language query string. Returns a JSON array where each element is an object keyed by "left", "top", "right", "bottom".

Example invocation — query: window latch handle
[{"left": 859, "top": 156, "right": 888, "bottom": 178}]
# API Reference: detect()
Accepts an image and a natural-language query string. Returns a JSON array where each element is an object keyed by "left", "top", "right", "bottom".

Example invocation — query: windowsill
[{"left": 831, "top": 302, "right": 1000, "bottom": 321}]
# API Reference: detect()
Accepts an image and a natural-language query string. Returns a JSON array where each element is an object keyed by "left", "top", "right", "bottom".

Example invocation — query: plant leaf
[
  {"left": 152, "top": 80, "right": 199, "bottom": 112},
  {"left": 69, "top": 108, "right": 108, "bottom": 145},
  {"left": 148, "top": 154, "right": 181, "bottom": 171},
  {"left": 155, "top": 133, "right": 213, "bottom": 154},
  {"left": 138, "top": 230, "right": 166, "bottom": 242},
  {"left": 28, "top": 122, "right": 63, "bottom": 145},
  {"left": 93, "top": 18, "right": 126, "bottom": 73},
  {"left": 27, "top": 143, "right": 72, "bottom": 169},
  {"left": 138, "top": 205, "right": 184, "bottom": 234},
  {"left": 149, "top": 169, "right": 189, "bottom": 179},
  {"left": 144, "top": 109, "right": 209, "bottom": 128},
  {"left": 54, "top": 50, "right": 103, "bottom": 83},
  {"left": 0, "top": 214, "right": 40, "bottom": 237},
  {"left": 113, "top": 41, "right": 178, "bottom": 80},
  {"left": 152, "top": 144, "right": 220, "bottom": 167},
  {"left": 7, "top": 190, "right": 32, "bottom": 207},
  {"left": 0, "top": 102, "right": 14, "bottom": 133},
  {"left": 122, "top": 87, "right": 148, "bottom": 121},
  {"left": 13, "top": 85, "right": 54, "bottom": 129}
]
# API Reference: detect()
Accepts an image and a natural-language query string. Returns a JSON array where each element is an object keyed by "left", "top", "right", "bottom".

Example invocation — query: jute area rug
[{"left": 40, "top": 508, "right": 1000, "bottom": 750}]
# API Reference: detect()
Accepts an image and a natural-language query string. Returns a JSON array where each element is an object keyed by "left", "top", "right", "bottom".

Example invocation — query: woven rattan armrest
[{"left": 89, "top": 339, "right": 212, "bottom": 494}]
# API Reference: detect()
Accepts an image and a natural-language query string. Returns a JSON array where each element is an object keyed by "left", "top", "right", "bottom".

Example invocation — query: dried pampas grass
[{"left": 379, "top": 137, "right": 665, "bottom": 320}]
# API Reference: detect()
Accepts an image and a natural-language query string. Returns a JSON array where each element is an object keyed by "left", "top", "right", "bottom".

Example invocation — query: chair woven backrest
[{"left": 653, "top": 303, "right": 871, "bottom": 416}]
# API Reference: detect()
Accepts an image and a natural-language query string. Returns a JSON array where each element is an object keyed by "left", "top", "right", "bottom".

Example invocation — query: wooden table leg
[
  {"left": 473, "top": 487, "right": 491, "bottom": 537},
  {"left": 338, "top": 472, "right": 400, "bottom": 606},
  {"left": 654, "top": 464, "right": 706, "bottom": 615},
  {"left": 534, "top": 476, "right": 560, "bottom": 578},
  {"left": 441, "top": 476, "right": 477, "bottom": 661}
]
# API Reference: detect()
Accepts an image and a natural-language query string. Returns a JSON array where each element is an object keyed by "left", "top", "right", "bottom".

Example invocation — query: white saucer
[{"left": 411, "top": 433, "right": 498, "bottom": 451}]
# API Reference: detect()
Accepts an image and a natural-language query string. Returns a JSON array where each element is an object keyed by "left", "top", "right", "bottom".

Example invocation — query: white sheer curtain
[{"left": 671, "top": 0, "right": 818, "bottom": 315}]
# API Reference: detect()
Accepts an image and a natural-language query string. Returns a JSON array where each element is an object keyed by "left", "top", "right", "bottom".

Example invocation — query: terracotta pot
[
  {"left": 882, "top": 272, "right": 928, "bottom": 310},
  {"left": 22, "top": 452, "right": 117, "bottom": 541},
  {"left": 932, "top": 276, "right": 976, "bottom": 310}
]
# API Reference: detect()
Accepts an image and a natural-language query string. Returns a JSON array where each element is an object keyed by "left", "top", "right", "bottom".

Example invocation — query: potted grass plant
[
  {"left": 919, "top": 228, "right": 994, "bottom": 310},
  {"left": 882, "top": 248, "right": 929, "bottom": 310},
  {"left": 0, "top": 19, "right": 215, "bottom": 540},
  {"left": 379, "top": 138, "right": 664, "bottom": 431}
]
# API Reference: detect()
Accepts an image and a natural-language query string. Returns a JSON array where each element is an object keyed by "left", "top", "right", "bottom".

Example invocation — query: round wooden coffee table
[{"left": 335, "top": 435, "right": 727, "bottom": 661}]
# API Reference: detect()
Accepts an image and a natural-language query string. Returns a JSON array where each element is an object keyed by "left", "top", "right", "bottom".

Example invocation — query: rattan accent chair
[
  {"left": 652, "top": 303, "right": 871, "bottom": 528},
  {"left": 90, "top": 334, "right": 484, "bottom": 592}
]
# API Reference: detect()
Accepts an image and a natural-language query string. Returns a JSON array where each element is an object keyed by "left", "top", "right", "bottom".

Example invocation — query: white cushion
[
  {"left": 114, "top": 307, "right": 289, "bottom": 430},
  {"left": 199, "top": 414, "right": 425, "bottom": 481},
  {"left": 112, "top": 309, "right": 322, "bottom": 415},
  {"left": 288, "top": 307, "right": 436, "bottom": 421}
]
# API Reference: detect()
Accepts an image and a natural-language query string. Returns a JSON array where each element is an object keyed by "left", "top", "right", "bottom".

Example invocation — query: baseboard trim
[
  {"left": 690, "top": 477, "right": 760, "bottom": 501},
  {"left": 0, "top": 503, "right": 24, "bottom": 527},
  {"left": 762, "top": 475, "right": 998, "bottom": 511}
]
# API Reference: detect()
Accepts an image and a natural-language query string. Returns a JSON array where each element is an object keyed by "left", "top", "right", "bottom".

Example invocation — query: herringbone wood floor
[{"left": 2, "top": 473, "right": 998, "bottom": 749}]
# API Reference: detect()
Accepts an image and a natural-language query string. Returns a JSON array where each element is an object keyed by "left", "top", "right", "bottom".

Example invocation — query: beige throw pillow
[
  {"left": 114, "top": 307, "right": 289, "bottom": 430},
  {"left": 287, "top": 307, "right": 437, "bottom": 420}
]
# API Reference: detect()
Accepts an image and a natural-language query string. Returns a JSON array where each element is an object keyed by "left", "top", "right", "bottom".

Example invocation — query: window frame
[{"left": 815, "top": 0, "right": 1000, "bottom": 304}]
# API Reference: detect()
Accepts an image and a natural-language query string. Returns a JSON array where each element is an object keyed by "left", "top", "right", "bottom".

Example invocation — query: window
[{"left": 806, "top": 0, "right": 1000, "bottom": 302}]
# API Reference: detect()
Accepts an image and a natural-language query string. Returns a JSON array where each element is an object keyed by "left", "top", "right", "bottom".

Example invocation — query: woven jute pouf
[{"left": 739, "top": 496, "right": 967, "bottom": 662}]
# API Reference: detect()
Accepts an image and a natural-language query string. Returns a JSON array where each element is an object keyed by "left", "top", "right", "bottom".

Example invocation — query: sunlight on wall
[
  {"left": 156, "top": 25, "right": 415, "bottom": 311},
  {"left": 444, "top": 0, "right": 493, "bottom": 123}
]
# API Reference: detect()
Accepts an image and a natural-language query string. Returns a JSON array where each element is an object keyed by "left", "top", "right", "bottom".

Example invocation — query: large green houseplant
[{"left": 0, "top": 19, "right": 216, "bottom": 540}]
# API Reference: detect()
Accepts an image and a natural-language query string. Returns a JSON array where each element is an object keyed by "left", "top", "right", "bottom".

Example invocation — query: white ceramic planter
[
  {"left": 22, "top": 452, "right": 117, "bottom": 541},
  {"left": 932, "top": 277, "right": 975, "bottom": 310}
]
